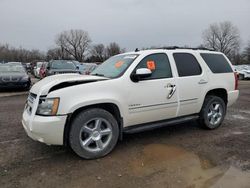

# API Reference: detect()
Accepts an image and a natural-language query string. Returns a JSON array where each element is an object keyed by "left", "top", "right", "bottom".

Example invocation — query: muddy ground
[{"left": 0, "top": 81, "right": 250, "bottom": 188}]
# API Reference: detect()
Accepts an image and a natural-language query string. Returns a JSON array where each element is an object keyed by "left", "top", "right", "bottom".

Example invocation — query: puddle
[
  {"left": 129, "top": 144, "right": 250, "bottom": 188},
  {"left": 209, "top": 167, "right": 250, "bottom": 188}
]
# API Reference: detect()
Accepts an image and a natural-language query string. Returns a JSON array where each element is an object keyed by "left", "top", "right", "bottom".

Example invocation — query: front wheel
[
  {"left": 69, "top": 108, "right": 119, "bottom": 159},
  {"left": 199, "top": 96, "right": 226, "bottom": 129}
]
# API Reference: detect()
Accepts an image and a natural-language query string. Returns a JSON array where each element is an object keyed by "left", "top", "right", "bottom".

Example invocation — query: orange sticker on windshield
[
  {"left": 147, "top": 61, "right": 156, "bottom": 70},
  {"left": 115, "top": 61, "right": 124, "bottom": 68}
]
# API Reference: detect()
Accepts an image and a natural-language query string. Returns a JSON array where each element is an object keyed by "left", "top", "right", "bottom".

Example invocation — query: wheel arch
[
  {"left": 63, "top": 102, "right": 123, "bottom": 146},
  {"left": 203, "top": 88, "right": 228, "bottom": 107}
]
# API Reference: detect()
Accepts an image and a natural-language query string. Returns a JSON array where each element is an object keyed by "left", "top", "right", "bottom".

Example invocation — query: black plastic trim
[
  {"left": 123, "top": 114, "right": 199, "bottom": 134},
  {"left": 180, "top": 98, "right": 198, "bottom": 102},
  {"left": 129, "top": 101, "right": 178, "bottom": 110}
]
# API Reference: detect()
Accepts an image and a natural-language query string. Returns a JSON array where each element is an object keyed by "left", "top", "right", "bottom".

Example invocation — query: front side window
[
  {"left": 135, "top": 53, "right": 172, "bottom": 80},
  {"left": 91, "top": 54, "right": 138, "bottom": 78},
  {"left": 173, "top": 53, "right": 202, "bottom": 77}
]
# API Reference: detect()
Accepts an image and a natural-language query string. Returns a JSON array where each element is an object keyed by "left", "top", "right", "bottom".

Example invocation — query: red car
[{"left": 39, "top": 62, "right": 48, "bottom": 79}]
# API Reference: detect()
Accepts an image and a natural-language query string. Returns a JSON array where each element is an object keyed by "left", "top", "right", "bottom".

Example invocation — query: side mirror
[
  {"left": 76, "top": 66, "right": 79, "bottom": 70},
  {"left": 131, "top": 68, "right": 152, "bottom": 82}
]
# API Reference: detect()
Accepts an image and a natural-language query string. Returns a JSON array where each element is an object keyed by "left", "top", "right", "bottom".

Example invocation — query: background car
[
  {"left": 234, "top": 65, "right": 250, "bottom": 80},
  {"left": 39, "top": 62, "right": 48, "bottom": 79},
  {"left": 33, "top": 62, "right": 44, "bottom": 78},
  {"left": 45, "top": 60, "right": 81, "bottom": 77},
  {"left": 25, "top": 63, "right": 31, "bottom": 73},
  {"left": 81, "top": 63, "right": 98, "bottom": 75},
  {"left": 0, "top": 63, "right": 31, "bottom": 91},
  {"left": 8, "top": 62, "right": 22, "bottom": 66}
]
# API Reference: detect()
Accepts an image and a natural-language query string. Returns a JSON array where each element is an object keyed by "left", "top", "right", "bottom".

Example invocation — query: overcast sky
[{"left": 0, "top": 0, "right": 249, "bottom": 52}]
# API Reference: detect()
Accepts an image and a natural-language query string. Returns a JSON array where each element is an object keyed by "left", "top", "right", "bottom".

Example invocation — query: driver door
[{"left": 126, "top": 53, "right": 178, "bottom": 126}]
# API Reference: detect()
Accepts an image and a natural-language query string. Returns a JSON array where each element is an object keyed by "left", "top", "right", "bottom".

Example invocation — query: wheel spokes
[
  {"left": 82, "top": 136, "right": 93, "bottom": 147},
  {"left": 82, "top": 125, "right": 93, "bottom": 134},
  {"left": 208, "top": 111, "right": 213, "bottom": 118},
  {"left": 100, "top": 128, "right": 112, "bottom": 136},
  {"left": 96, "top": 139, "right": 104, "bottom": 149},
  {"left": 214, "top": 104, "right": 220, "bottom": 111},
  {"left": 95, "top": 119, "right": 102, "bottom": 130},
  {"left": 80, "top": 118, "right": 113, "bottom": 152}
]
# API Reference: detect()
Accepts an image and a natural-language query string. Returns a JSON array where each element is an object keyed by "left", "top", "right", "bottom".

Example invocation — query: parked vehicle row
[
  {"left": 233, "top": 64, "right": 250, "bottom": 80},
  {"left": 31, "top": 60, "right": 98, "bottom": 79}
]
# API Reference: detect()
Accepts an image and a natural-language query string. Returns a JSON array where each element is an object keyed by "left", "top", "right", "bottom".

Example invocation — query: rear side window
[
  {"left": 136, "top": 53, "right": 172, "bottom": 80},
  {"left": 200, "top": 53, "right": 233, "bottom": 73},
  {"left": 173, "top": 53, "right": 202, "bottom": 77}
]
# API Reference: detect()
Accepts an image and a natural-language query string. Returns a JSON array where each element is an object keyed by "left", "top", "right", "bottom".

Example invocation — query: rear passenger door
[{"left": 172, "top": 52, "right": 208, "bottom": 116}]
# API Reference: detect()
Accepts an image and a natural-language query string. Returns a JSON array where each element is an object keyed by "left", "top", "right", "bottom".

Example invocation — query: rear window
[
  {"left": 200, "top": 53, "right": 233, "bottom": 73},
  {"left": 51, "top": 61, "right": 76, "bottom": 70}
]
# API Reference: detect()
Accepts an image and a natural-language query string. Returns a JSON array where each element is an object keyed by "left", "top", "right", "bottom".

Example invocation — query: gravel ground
[{"left": 0, "top": 81, "right": 250, "bottom": 188}]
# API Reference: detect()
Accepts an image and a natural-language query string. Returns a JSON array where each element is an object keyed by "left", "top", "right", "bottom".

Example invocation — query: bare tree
[
  {"left": 105, "top": 42, "right": 125, "bottom": 58},
  {"left": 0, "top": 43, "right": 45, "bottom": 62},
  {"left": 202, "top": 21, "right": 240, "bottom": 59},
  {"left": 90, "top": 44, "right": 106, "bottom": 62},
  {"left": 56, "top": 29, "right": 91, "bottom": 62},
  {"left": 46, "top": 47, "right": 72, "bottom": 61}
]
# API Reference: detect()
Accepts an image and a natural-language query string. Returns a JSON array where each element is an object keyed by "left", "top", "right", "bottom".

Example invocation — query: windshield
[
  {"left": 36, "top": 62, "right": 43, "bottom": 68},
  {"left": 0, "top": 65, "right": 25, "bottom": 73},
  {"left": 51, "top": 60, "right": 76, "bottom": 69},
  {"left": 91, "top": 54, "right": 138, "bottom": 78}
]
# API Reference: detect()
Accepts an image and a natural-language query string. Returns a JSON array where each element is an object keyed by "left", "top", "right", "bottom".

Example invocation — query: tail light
[{"left": 234, "top": 72, "right": 238, "bottom": 90}]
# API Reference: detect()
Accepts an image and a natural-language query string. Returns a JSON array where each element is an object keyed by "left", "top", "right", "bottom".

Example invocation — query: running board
[{"left": 123, "top": 114, "right": 199, "bottom": 134}]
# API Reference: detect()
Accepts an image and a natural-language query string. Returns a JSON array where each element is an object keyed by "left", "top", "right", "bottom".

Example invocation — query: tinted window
[
  {"left": 173, "top": 53, "right": 202, "bottom": 77},
  {"left": 200, "top": 53, "right": 233, "bottom": 73},
  {"left": 51, "top": 60, "right": 76, "bottom": 69},
  {"left": 136, "top": 53, "right": 172, "bottom": 79}
]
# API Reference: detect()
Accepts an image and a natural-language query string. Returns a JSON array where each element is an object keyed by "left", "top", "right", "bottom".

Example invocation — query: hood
[{"left": 30, "top": 73, "right": 109, "bottom": 96}]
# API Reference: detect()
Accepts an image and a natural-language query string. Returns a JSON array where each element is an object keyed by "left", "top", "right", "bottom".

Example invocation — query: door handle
[
  {"left": 166, "top": 84, "right": 176, "bottom": 99},
  {"left": 198, "top": 79, "right": 208, "bottom": 84}
]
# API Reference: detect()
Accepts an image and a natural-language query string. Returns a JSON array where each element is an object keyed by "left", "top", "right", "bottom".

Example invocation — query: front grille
[
  {"left": 26, "top": 93, "right": 37, "bottom": 114},
  {"left": 29, "top": 92, "right": 37, "bottom": 100},
  {"left": 0, "top": 76, "right": 21, "bottom": 83}
]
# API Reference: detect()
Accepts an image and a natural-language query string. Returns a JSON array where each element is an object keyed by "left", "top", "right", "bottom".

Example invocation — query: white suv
[{"left": 22, "top": 48, "right": 239, "bottom": 159}]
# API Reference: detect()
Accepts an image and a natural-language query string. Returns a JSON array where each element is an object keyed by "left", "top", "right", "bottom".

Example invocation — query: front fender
[{"left": 67, "top": 99, "right": 124, "bottom": 117}]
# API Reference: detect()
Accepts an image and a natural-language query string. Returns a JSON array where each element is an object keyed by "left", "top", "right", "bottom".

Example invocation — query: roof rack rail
[{"left": 153, "top": 46, "right": 215, "bottom": 51}]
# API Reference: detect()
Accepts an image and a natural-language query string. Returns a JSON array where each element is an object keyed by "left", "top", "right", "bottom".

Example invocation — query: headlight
[{"left": 36, "top": 98, "right": 60, "bottom": 116}]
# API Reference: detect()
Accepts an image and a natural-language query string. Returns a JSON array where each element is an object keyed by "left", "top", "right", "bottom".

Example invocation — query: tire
[
  {"left": 199, "top": 95, "right": 226, "bottom": 129},
  {"left": 69, "top": 108, "right": 119, "bottom": 159},
  {"left": 239, "top": 74, "right": 245, "bottom": 80}
]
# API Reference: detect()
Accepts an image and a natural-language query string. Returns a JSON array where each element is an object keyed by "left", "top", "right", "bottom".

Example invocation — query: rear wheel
[
  {"left": 199, "top": 95, "right": 226, "bottom": 129},
  {"left": 69, "top": 108, "right": 119, "bottom": 159}
]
